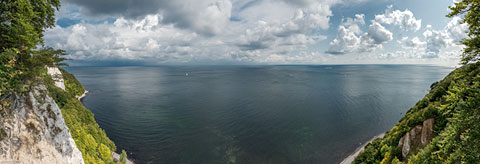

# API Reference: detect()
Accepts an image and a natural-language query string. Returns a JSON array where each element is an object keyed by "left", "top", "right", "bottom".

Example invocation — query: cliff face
[
  {"left": 46, "top": 67, "right": 121, "bottom": 163},
  {"left": 0, "top": 67, "right": 85, "bottom": 163},
  {"left": 397, "top": 118, "right": 435, "bottom": 159},
  {"left": 353, "top": 63, "right": 480, "bottom": 163},
  {"left": 47, "top": 67, "right": 66, "bottom": 91},
  {"left": 0, "top": 85, "right": 84, "bottom": 163}
]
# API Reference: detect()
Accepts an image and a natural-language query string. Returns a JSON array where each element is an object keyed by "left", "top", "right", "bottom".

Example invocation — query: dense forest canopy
[{"left": 0, "top": 0, "right": 59, "bottom": 50}]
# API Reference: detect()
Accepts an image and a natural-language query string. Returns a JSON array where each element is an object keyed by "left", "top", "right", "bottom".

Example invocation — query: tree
[
  {"left": 0, "top": 49, "right": 23, "bottom": 97},
  {"left": 447, "top": 0, "right": 480, "bottom": 64},
  {"left": 98, "top": 144, "right": 113, "bottom": 162},
  {"left": 120, "top": 150, "right": 127, "bottom": 164},
  {"left": 0, "top": 0, "right": 60, "bottom": 50},
  {"left": 1, "top": 1, "right": 124, "bottom": 164},
  {"left": 0, "top": 0, "right": 65, "bottom": 95}
]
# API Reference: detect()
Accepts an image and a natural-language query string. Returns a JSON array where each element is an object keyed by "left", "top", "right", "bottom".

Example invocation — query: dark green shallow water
[{"left": 66, "top": 65, "right": 452, "bottom": 164}]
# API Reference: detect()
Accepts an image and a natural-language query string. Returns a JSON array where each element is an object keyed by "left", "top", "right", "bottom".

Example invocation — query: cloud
[
  {"left": 327, "top": 14, "right": 392, "bottom": 54},
  {"left": 65, "top": 0, "right": 232, "bottom": 35},
  {"left": 385, "top": 16, "right": 467, "bottom": 59},
  {"left": 326, "top": 26, "right": 361, "bottom": 54},
  {"left": 45, "top": 1, "right": 331, "bottom": 65},
  {"left": 343, "top": 14, "right": 365, "bottom": 34},
  {"left": 279, "top": 0, "right": 341, "bottom": 7},
  {"left": 160, "top": 0, "right": 232, "bottom": 35},
  {"left": 402, "top": 37, "right": 426, "bottom": 48},
  {"left": 423, "top": 29, "right": 450, "bottom": 55},
  {"left": 236, "top": 2, "right": 331, "bottom": 51},
  {"left": 374, "top": 5, "right": 422, "bottom": 31},
  {"left": 418, "top": 16, "right": 468, "bottom": 57},
  {"left": 46, "top": 1, "right": 466, "bottom": 65},
  {"left": 445, "top": 16, "right": 468, "bottom": 42},
  {"left": 366, "top": 21, "right": 393, "bottom": 44},
  {"left": 49, "top": 0, "right": 337, "bottom": 64},
  {"left": 44, "top": 16, "right": 202, "bottom": 63},
  {"left": 65, "top": 0, "right": 162, "bottom": 18}
]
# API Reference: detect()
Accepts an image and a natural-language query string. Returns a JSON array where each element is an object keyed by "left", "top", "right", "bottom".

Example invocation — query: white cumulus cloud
[
  {"left": 327, "top": 15, "right": 393, "bottom": 54},
  {"left": 366, "top": 21, "right": 393, "bottom": 44},
  {"left": 374, "top": 5, "right": 422, "bottom": 31},
  {"left": 327, "top": 26, "right": 361, "bottom": 54}
]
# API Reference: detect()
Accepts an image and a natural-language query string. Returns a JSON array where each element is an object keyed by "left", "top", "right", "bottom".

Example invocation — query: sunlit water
[{"left": 66, "top": 65, "right": 452, "bottom": 164}]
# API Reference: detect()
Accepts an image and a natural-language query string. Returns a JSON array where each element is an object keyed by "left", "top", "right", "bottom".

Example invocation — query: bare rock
[
  {"left": 47, "top": 67, "right": 65, "bottom": 91},
  {"left": 398, "top": 118, "right": 435, "bottom": 159},
  {"left": 0, "top": 86, "right": 84, "bottom": 163},
  {"left": 421, "top": 118, "right": 435, "bottom": 146}
]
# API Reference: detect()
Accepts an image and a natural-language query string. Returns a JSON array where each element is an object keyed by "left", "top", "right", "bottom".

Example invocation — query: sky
[{"left": 43, "top": 0, "right": 468, "bottom": 66}]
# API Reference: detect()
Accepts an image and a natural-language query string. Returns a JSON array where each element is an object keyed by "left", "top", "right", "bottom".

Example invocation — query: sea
[{"left": 65, "top": 65, "right": 452, "bottom": 164}]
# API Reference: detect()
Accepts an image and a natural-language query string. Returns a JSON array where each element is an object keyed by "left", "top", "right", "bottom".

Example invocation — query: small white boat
[{"left": 186, "top": 73, "right": 189, "bottom": 76}]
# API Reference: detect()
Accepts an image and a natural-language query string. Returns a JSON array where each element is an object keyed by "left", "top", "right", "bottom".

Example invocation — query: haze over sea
[{"left": 66, "top": 65, "right": 452, "bottom": 164}]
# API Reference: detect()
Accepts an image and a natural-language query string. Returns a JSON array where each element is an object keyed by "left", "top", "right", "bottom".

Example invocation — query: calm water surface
[{"left": 66, "top": 65, "right": 452, "bottom": 164}]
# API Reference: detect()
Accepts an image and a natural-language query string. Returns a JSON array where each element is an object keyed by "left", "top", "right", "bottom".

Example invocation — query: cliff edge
[
  {"left": 351, "top": 63, "right": 480, "bottom": 163},
  {"left": 0, "top": 66, "right": 129, "bottom": 163},
  {"left": 0, "top": 85, "right": 84, "bottom": 163}
]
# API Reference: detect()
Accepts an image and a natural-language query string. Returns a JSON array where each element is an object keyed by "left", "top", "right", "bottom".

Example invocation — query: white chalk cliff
[
  {"left": 47, "top": 67, "right": 65, "bottom": 91},
  {"left": 0, "top": 68, "right": 84, "bottom": 163}
]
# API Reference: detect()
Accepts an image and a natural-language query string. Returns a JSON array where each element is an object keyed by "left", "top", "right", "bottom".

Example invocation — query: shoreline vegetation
[
  {"left": 351, "top": 63, "right": 480, "bottom": 163},
  {"left": 341, "top": 133, "right": 386, "bottom": 164},
  {"left": 1, "top": 0, "right": 479, "bottom": 163},
  {"left": 0, "top": 0, "right": 132, "bottom": 163},
  {"left": 349, "top": 1, "right": 480, "bottom": 163},
  {"left": 112, "top": 152, "right": 135, "bottom": 164},
  {"left": 77, "top": 89, "right": 136, "bottom": 164}
]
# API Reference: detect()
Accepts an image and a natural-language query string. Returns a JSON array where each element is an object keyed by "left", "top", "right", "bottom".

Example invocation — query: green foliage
[
  {"left": 0, "top": 0, "right": 60, "bottom": 50},
  {"left": 61, "top": 69, "right": 85, "bottom": 97},
  {"left": 0, "top": 0, "right": 63, "bottom": 96},
  {"left": 0, "top": 46, "right": 68, "bottom": 97},
  {"left": 380, "top": 152, "right": 392, "bottom": 164},
  {"left": 0, "top": 48, "right": 24, "bottom": 98},
  {"left": 353, "top": 63, "right": 480, "bottom": 163},
  {"left": 354, "top": 138, "right": 383, "bottom": 164},
  {"left": 99, "top": 144, "right": 114, "bottom": 162},
  {"left": 120, "top": 150, "right": 127, "bottom": 164},
  {"left": 391, "top": 157, "right": 401, "bottom": 164},
  {"left": 447, "top": 0, "right": 480, "bottom": 64},
  {"left": 0, "top": 0, "right": 124, "bottom": 163},
  {"left": 33, "top": 48, "right": 69, "bottom": 67},
  {"left": 1, "top": 0, "right": 66, "bottom": 97}
]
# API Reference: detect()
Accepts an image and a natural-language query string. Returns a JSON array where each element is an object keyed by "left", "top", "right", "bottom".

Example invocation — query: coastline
[
  {"left": 112, "top": 152, "right": 135, "bottom": 164},
  {"left": 340, "top": 132, "right": 385, "bottom": 164},
  {"left": 77, "top": 90, "right": 89, "bottom": 101},
  {"left": 77, "top": 90, "right": 136, "bottom": 164}
]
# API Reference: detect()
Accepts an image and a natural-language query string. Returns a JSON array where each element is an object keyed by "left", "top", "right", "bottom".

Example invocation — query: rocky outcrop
[
  {"left": 0, "top": 85, "right": 84, "bottom": 163},
  {"left": 47, "top": 67, "right": 65, "bottom": 91},
  {"left": 421, "top": 118, "right": 435, "bottom": 145},
  {"left": 398, "top": 118, "right": 435, "bottom": 159},
  {"left": 77, "top": 90, "right": 88, "bottom": 101}
]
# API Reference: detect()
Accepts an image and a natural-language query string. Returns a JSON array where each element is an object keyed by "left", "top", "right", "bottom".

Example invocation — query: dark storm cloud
[
  {"left": 64, "top": 0, "right": 232, "bottom": 35},
  {"left": 237, "top": 41, "right": 271, "bottom": 51},
  {"left": 65, "top": 0, "right": 164, "bottom": 18}
]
